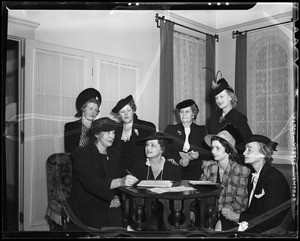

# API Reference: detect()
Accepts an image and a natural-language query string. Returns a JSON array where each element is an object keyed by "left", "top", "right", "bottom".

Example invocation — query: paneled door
[{"left": 24, "top": 39, "right": 93, "bottom": 230}]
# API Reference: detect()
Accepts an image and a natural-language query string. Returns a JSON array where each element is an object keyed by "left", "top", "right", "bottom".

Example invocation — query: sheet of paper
[
  {"left": 137, "top": 180, "right": 173, "bottom": 188},
  {"left": 148, "top": 185, "right": 196, "bottom": 194}
]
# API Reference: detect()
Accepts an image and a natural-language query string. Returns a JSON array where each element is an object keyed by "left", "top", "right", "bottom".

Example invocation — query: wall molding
[
  {"left": 216, "top": 12, "right": 293, "bottom": 34},
  {"left": 8, "top": 16, "right": 40, "bottom": 39},
  {"left": 159, "top": 11, "right": 293, "bottom": 36},
  {"left": 8, "top": 16, "right": 40, "bottom": 29}
]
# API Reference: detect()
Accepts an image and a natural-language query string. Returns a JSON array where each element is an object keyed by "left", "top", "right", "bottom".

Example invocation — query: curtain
[
  {"left": 173, "top": 31, "right": 206, "bottom": 125},
  {"left": 246, "top": 23, "right": 294, "bottom": 151},
  {"left": 159, "top": 20, "right": 174, "bottom": 131},
  {"left": 205, "top": 35, "right": 216, "bottom": 126},
  {"left": 235, "top": 33, "right": 247, "bottom": 115}
]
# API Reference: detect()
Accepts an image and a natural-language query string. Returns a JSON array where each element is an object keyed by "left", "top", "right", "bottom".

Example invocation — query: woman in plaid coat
[{"left": 201, "top": 129, "right": 250, "bottom": 231}]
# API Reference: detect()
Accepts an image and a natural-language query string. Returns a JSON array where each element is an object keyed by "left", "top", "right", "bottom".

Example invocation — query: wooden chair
[{"left": 46, "top": 153, "right": 72, "bottom": 231}]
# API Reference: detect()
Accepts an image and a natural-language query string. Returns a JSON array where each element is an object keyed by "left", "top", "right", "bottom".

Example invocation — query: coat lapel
[{"left": 253, "top": 162, "right": 270, "bottom": 195}]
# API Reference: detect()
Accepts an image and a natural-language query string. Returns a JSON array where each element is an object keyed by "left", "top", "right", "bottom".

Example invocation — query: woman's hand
[
  {"left": 188, "top": 150, "right": 199, "bottom": 160},
  {"left": 221, "top": 208, "right": 240, "bottom": 222},
  {"left": 123, "top": 175, "right": 139, "bottom": 187},
  {"left": 109, "top": 195, "right": 121, "bottom": 208},
  {"left": 179, "top": 158, "right": 190, "bottom": 167}
]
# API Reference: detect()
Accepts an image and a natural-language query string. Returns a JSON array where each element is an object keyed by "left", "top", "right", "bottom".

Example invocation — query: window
[{"left": 246, "top": 24, "right": 295, "bottom": 162}]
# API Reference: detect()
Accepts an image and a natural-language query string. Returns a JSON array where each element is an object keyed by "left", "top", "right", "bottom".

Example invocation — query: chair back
[{"left": 46, "top": 153, "right": 73, "bottom": 205}]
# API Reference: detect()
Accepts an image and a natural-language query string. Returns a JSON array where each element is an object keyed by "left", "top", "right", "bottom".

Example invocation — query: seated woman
[
  {"left": 129, "top": 132, "right": 183, "bottom": 230},
  {"left": 70, "top": 117, "right": 138, "bottom": 229},
  {"left": 129, "top": 132, "right": 183, "bottom": 181},
  {"left": 64, "top": 88, "right": 102, "bottom": 153},
  {"left": 201, "top": 126, "right": 250, "bottom": 231}
]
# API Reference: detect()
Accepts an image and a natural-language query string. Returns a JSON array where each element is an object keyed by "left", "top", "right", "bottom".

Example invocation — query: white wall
[{"left": 20, "top": 10, "right": 161, "bottom": 128}]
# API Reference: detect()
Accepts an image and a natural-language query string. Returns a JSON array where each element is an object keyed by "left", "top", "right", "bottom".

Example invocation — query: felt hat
[
  {"left": 75, "top": 88, "right": 102, "bottom": 115},
  {"left": 205, "top": 130, "right": 237, "bottom": 153},
  {"left": 238, "top": 135, "right": 278, "bottom": 151},
  {"left": 212, "top": 78, "right": 234, "bottom": 96},
  {"left": 136, "top": 132, "right": 173, "bottom": 145},
  {"left": 90, "top": 117, "right": 120, "bottom": 134},
  {"left": 111, "top": 95, "right": 133, "bottom": 114},
  {"left": 176, "top": 99, "right": 196, "bottom": 110}
]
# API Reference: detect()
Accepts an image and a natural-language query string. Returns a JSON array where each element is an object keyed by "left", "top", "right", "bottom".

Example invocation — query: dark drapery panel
[
  {"left": 158, "top": 20, "right": 174, "bottom": 131},
  {"left": 235, "top": 33, "right": 247, "bottom": 115},
  {"left": 205, "top": 34, "right": 216, "bottom": 126}
]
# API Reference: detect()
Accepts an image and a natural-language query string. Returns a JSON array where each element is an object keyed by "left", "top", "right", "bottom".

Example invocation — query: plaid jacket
[{"left": 200, "top": 159, "right": 250, "bottom": 213}]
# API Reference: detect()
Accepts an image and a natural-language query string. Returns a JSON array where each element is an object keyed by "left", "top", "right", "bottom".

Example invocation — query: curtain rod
[
  {"left": 155, "top": 13, "right": 219, "bottom": 42},
  {"left": 232, "top": 18, "right": 293, "bottom": 39}
]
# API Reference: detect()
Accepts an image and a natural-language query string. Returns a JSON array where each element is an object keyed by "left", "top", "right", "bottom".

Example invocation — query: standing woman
[
  {"left": 70, "top": 117, "right": 138, "bottom": 229},
  {"left": 111, "top": 95, "right": 156, "bottom": 176},
  {"left": 64, "top": 88, "right": 102, "bottom": 153},
  {"left": 164, "top": 99, "right": 210, "bottom": 180},
  {"left": 208, "top": 78, "right": 252, "bottom": 145},
  {"left": 201, "top": 128, "right": 250, "bottom": 231}
]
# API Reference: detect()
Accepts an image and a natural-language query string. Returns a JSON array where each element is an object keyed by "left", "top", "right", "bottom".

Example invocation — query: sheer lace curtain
[
  {"left": 173, "top": 31, "right": 206, "bottom": 125},
  {"left": 246, "top": 23, "right": 295, "bottom": 155}
]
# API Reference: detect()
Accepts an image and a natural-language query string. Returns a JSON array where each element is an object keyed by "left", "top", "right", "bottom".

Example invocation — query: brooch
[
  {"left": 219, "top": 116, "right": 225, "bottom": 123},
  {"left": 134, "top": 129, "right": 139, "bottom": 136},
  {"left": 177, "top": 130, "right": 182, "bottom": 135}
]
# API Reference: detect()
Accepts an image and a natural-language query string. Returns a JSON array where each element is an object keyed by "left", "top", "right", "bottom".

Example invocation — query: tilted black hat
[
  {"left": 90, "top": 117, "right": 120, "bottom": 134},
  {"left": 212, "top": 78, "right": 234, "bottom": 96},
  {"left": 240, "top": 135, "right": 278, "bottom": 151},
  {"left": 75, "top": 88, "right": 102, "bottom": 114},
  {"left": 136, "top": 132, "right": 173, "bottom": 145},
  {"left": 111, "top": 95, "right": 133, "bottom": 114},
  {"left": 176, "top": 99, "right": 196, "bottom": 110}
]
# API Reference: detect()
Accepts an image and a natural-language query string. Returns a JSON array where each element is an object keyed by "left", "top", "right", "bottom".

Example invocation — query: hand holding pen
[{"left": 124, "top": 169, "right": 139, "bottom": 186}]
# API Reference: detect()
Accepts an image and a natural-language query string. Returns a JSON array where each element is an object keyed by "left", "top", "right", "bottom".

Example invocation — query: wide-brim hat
[
  {"left": 136, "top": 132, "right": 173, "bottom": 145},
  {"left": 237, "top": 135, "right": 278, "bottom": 151},
  {"left": 90, "top": 117, "right": 120, "bottom": 134},
  {"left": 176, "top": 99, "right": 195, "bottom": 110},
  {"left": 205, "top": 130, "right": 237, "bottom": 153},
  {"left": 212, "top": 78, "right": 234, "bottom": 96},
  {"left": 76, "top": 88, "right": 102, "bottom": 113},
  {"left": 111, "top": 95, "right": 133, "bottom": 114}
]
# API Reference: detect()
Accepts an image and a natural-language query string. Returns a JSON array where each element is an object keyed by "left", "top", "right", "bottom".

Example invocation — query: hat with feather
[{"left": 204, "top": 67, "right": 234, "bottom": 96}]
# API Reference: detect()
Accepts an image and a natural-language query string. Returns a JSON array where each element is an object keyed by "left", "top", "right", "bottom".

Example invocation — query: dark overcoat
[{"left": 70, "top": 143, "right": 122, "bottom": 229}]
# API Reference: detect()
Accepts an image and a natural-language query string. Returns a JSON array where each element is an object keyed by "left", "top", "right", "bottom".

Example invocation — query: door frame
[{"left": 6, "top": 35, "right": 25, "bottom": 231}]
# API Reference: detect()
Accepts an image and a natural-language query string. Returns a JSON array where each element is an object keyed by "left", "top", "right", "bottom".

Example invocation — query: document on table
[
  {"left": 137, "top": 180, "right": 173, "bottom": 188},
  {"left": 148, "top": 185, "right": 196, "bottom": 194}
]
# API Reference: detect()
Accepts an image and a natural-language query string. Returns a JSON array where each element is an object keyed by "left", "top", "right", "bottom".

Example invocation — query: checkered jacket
[{"left": 200, "top": 159, "right": 250, "bottom": 213}]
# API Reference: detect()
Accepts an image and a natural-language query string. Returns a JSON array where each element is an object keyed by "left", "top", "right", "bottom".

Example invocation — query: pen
[{"left": 126, "top": 169, "right": 133, "bottom": 175}]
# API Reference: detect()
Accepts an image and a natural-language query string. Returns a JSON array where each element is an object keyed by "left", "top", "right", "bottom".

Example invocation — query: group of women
[{"left": 63, "top": 77, "right": 255, "bottom": 231}]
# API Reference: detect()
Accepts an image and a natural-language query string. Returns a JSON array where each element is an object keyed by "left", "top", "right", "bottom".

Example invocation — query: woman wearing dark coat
[
  {"left": 208, "top": 78, "right": 252, "bottom": 145},
  {"left": 111, "top": 95, "right": 156, "bottom": 176},
  {"left": 70, "top": 117, "right": 138, "bottom": 229},
  {"left": 164, "top": 99, "right": 210, "bottom": 180},
  {"left": 64, "top": 88, "right": 102, "bottom": 153},
  {"left": 128, "top": 132, "right": 183, "bottom": 231},
  {"left": 129, "top": 132, "right": 183, "bottom": 182},
  {"left": 221, "top": 135, "right": 294, "bottom": 233}
]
